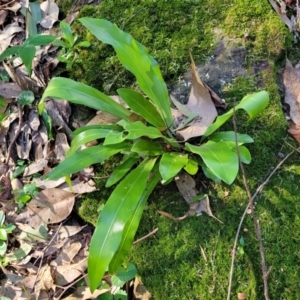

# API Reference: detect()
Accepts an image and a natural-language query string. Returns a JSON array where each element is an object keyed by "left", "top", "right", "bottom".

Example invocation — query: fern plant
[{"left": 39, "top": 18, "right": 269, "bottom": 291}]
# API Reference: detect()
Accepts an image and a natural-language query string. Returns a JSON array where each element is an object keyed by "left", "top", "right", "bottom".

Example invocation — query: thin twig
[
  {"left": 133, "top": 228, "right": 158, "bottom": 245},
  {"left": 226, "top": 104, "right": 294, "bottom": 300},
  {"left": 4, "top": 104, "right": 22, "bottom": 176}
]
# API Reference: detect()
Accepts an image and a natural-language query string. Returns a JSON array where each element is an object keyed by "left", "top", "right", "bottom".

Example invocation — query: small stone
[{"left": 278, "top": 152, "right": 285, "bottom": 158}]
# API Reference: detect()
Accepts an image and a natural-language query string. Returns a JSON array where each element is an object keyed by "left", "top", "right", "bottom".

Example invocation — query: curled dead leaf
[{"left": 16, "top": 188, "right": 75, "bottom": 228}]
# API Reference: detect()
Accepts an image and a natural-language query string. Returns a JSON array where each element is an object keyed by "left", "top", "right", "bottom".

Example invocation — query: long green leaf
[
  {"left": 202, "top": 91, "right": 269, "bottom": 139},
  {"left": 0, "top": 46, "right": 21, "bottom": 61},
  {"left": 117, "top": 88, "right": 166, "bottom": 129},
  {"left": 67, "top": 128, "right": 112, "bottom": 157},
  {"left": 103, "top": 130, "right": 126, "bottom": 145},
  {"left": 23, "top": 34, "right": 57, "bottom": 46},
  {"left": 105, "top": 155, "right": 139, "bottom": 187},
  {"left": 39, "top": 77, "right": 131, "bottom": 119},
  {"left": 119, "top": 120, "right": 163, "bottom": 140},
  {"left": 45, "top": 142, "right": 131, "bottom": 180},
  {"left": 159, "top": 153, "right": 188, "bottom": 183},
  {"left": 88, "top": 158, "right": 157, "bottom": 291},
  {"left": 71, "top": 124, "right": 122, "bottom": 136},
  {"left": 109, "top": 166, "right": 161, "bottom": 273},
  {"left": 131, "top": 140, "right": 164, "bottom": 156},
  {"left": 185, "top": 141, "right": 239, "bottom": 184},
  {"left": 18, "top": 44, "right": 35, "bottom": 75},
  {"left": 80, "top": 18, "right": 173, "bottom": 127},
  {"left": 209, "top": 131, "right": 253, "bottom": 145}
]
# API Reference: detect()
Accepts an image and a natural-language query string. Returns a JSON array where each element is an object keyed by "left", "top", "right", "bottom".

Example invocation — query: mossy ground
[{"left": 61, "top": 0, "right": 300, "bottom": 299}]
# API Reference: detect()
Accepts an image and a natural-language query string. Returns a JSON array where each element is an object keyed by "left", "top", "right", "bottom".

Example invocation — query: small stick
[{"left": 133, "top": 228, "right": 158, "bottom": 245}]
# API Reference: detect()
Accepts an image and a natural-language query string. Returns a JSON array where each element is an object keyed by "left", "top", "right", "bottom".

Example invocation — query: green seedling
[
  {"left": 13, "top": 183, "right": 39, "bottom": 212},
  {"left": 54, "top": 21, "right": 90, "bottom": 69},
  {"left": 0, "top": 211, "right": 16, "bottom": 264}
]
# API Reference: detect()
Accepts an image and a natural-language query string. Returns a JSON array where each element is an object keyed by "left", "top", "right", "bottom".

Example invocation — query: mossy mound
[{"left": 67, "top": 0, "right": 227, "bottom": 92}]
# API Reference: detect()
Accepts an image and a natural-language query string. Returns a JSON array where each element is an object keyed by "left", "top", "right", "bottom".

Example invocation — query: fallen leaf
[
  {"left": 288, "top": 121, "right": 300, "bottom": 145},
  {"left": 54, "top": 132, "right": 70, "bottom": 161},
  {"left": 45, "top": 99, "right": 73, "bottom": 139},
  {"left": 2, "top": 3, "right": 22, "bottom": 13},
  {"left": 133, "top": 276, "right": 153, "bottom": 300},
  {"left": 34, "top": 264, "right": 54, "bottom": 298},
  {"left": 16, "top": 123, "right": 32, "bottom": 159},
  {"left": 237, "top": 292, "right": 247, "bottom": 300},
  {"left": 0, "top": 10, "right": 8, "bottom": 26},
  {"left": 17, "top": 223, "right": 49, "bottom": 242},
  {"left": 32, "top": 177, "right": 66, "bottom": 189},
  {"left": 28, "top": 109, "right": 40, "bottom": 131},
  {"left": 0, "top": 81, "right": 22, "bottom": 100},
  {"left": 40, "top": 0, "right": 59, "bottom": 29},
  {"left": 283, "top": 59, "right": 300, "bottom": 126},
  {"left": 52, "top": 241, "right": 82, "bottom": 266},
  {"left": 63, "top": 286, "right": 109, "bottom": 300},
  {"left": 16, "top": 188, "right": 75, "bottom": 227},
  {"left": 53, "top": 258, "right": 87, "bottom": 286},
  {"left": 3, "top": 62, "right": 40, "bottom": 93},
  {"left": 86, "top": 110, "right": 121, "bottom": 126},
  {"left": 174, "top": 54, "right": 218, "bottom": 141},
  {"left": 56, "top": 225, "right": 86, "bottom": 240},
  {"left": 0, "top": 23, "right": 24, "bottom": 54},
  {"left": 175, "top": 172, "right": 223, "bottom": 223},
  {"left": 23, "top": 158, "right": 48, "bottom": 176},
  {"left": 59, "top": 178, "right": 96, "bottom": 194}
]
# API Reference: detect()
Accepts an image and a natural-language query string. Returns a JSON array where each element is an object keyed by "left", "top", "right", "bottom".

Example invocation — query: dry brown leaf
[
  {"left": 133, "top": 276, "right": 153, "bottom": 300},
  {"left": 2, "top": 3, "right": 22, "bottom": 13},
  {"left": 283, "top": 59, "right": 300, "bottom": 125},
  {"left": 0, "top": 10, "right": 8, "bottom": 26},
  {"left": 16, "top": 123, "right": 32, "bottom": 159},
  {"left": 86, "top": 111, "right": 121, "bottom": 125},
  {"left": 40, "top": 0, "right": 59, "bottom": 29},
  {"left": 3, "top": 62, "right": 40, "bottom": 93},
  {"left": 54, "top": 132, "right": 70, "bottom": 161},
  {"left": 28, "top": 110, "right": 40, "bottom": 131},
  {"left": 52, "top": 241, "right": 82, "bottom": 266},
  {"left": 33, "top": 177, "right": 66, "bottom": 189},
  {"left": 34, "top": 264, "right": 54, "bottom": 298},
  {"left": 53, "top": 258, "right": 87, "bottom": 286},
  {"left": 56, "top": 225, "right": 86, "bottom": 240},
  {"left": 175, "top": 172, "right": 223, "bottom": 223},
  {"left": 45, "top": 99, "right": 73, "bottom": 139},
  {"left": 0, "top": 23, "right": 23, "bottom": 54},
  {"left": 0, "top": 81, "right": 22, "bottom": 99},
  {"left": 237, "top": 292, "right": 247, "bottom": 300},
  {"left": 63, "top": 286, "right": 109, "bottom": 300},
  {"left": 174, "top": 54, "right": 218, "bottom": 141},
  {"left": 288, "top": 121, "right": 300, "bottom": 144},
  {"left": 16, "top": 188, "right": 75, "bottom": 228},
  {"left": 23, "top": 158, "right": 48, "bottom": 176},
  {"left": 59, "top": 178, "right": 96, "bottom": 194}
]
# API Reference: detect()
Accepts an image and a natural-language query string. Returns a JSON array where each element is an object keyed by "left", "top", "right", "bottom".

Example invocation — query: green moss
[
  {"left": 223, "top": 0, "right": 292, "bottom": 60},
  {"left": 68, "top": 0, "right": 229, "bottom": 92}
]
